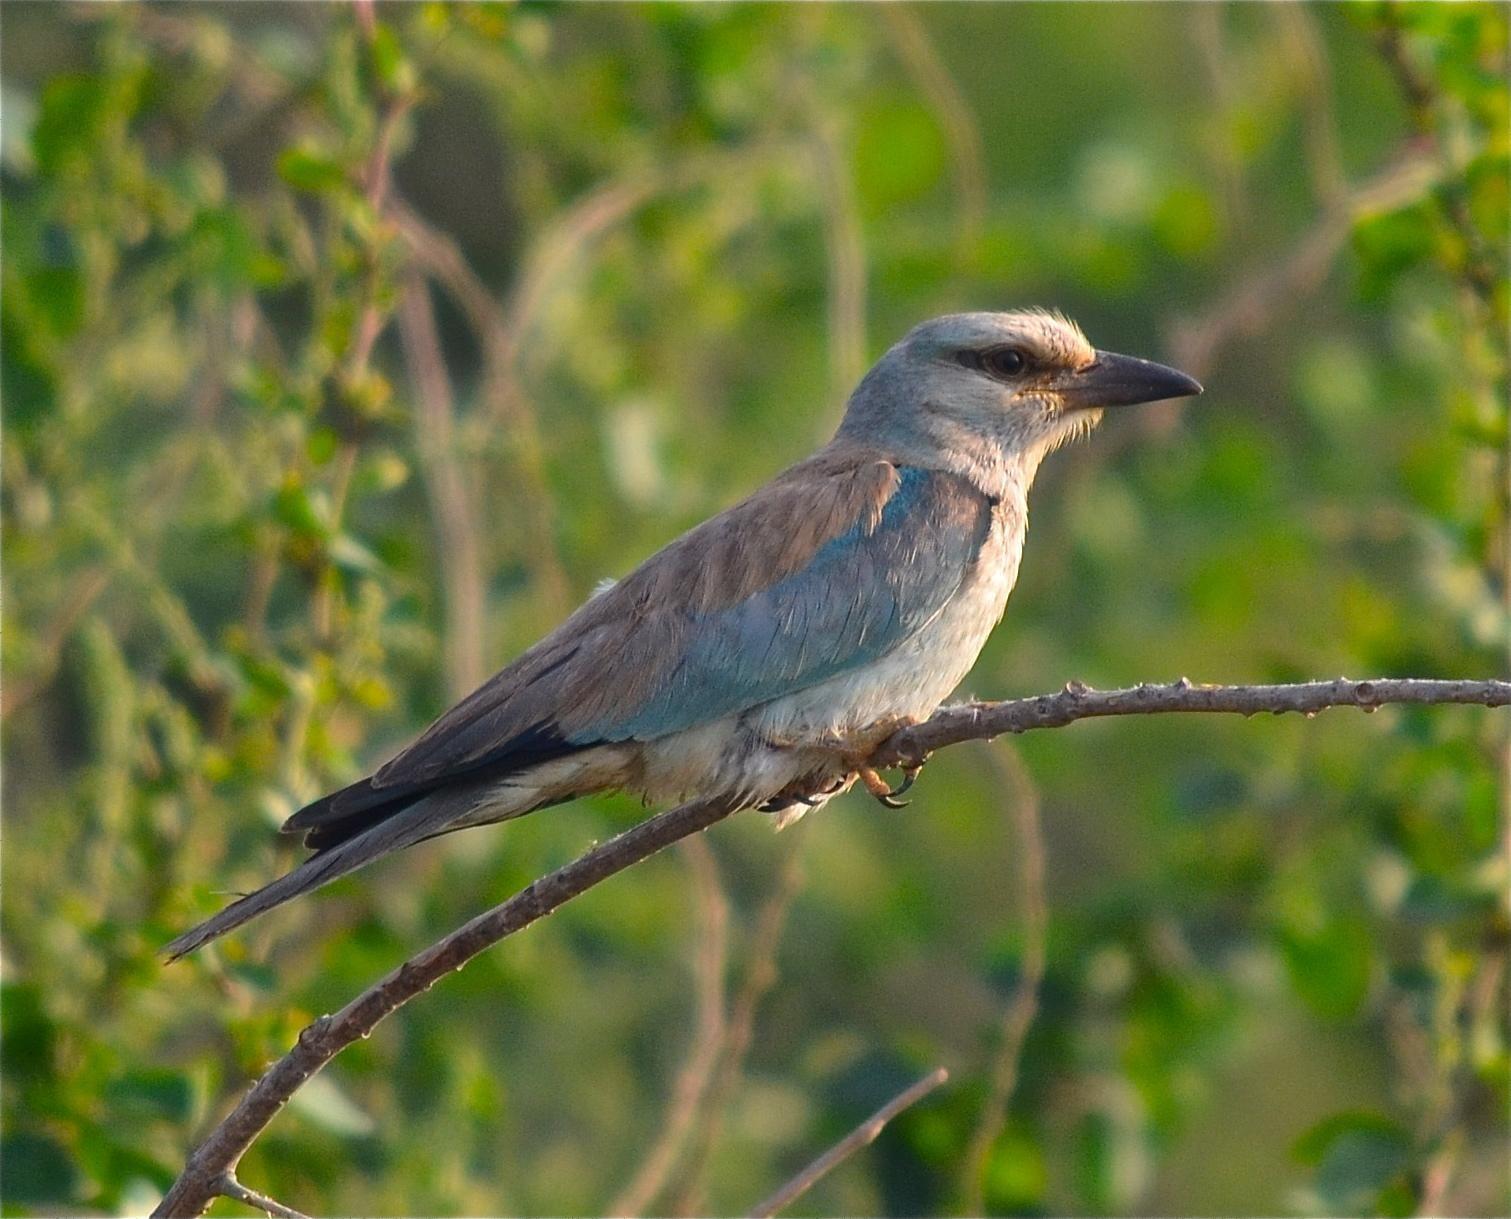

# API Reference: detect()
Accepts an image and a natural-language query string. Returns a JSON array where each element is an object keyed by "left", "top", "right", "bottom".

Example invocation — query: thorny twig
[
  {"left": 212, "top": 1173, "right": 310, "bottom": 1219},
  {"left": 871, "top": 677, "right": 1511, "bottom": 775},
  {"left": 154, "top": 678, "right": 1509, "bottom": 1216}
]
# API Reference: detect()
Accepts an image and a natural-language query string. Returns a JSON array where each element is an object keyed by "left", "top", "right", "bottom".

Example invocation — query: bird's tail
[{"left": 164, "top": 784, "right": 498, "bottom": 960}]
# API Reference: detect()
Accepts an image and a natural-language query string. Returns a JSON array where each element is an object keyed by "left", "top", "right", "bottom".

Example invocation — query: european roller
[{"left": 168, "top": 311, "right": 1201, "bottom": 958}]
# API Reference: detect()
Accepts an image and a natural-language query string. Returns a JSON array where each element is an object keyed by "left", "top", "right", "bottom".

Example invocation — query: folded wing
[{"left": 285, "top": 456, "right": 994, "bottom": 848}]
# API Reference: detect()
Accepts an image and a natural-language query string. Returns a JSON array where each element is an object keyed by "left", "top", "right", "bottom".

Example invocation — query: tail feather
[{"left": 165, "top": 786, "right": 486, "bottom": 960}]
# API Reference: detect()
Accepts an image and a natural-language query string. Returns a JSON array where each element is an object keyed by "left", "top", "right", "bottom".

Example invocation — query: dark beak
[{"left": 1060, "top": 350, "right": 1203, "bottom": 411}]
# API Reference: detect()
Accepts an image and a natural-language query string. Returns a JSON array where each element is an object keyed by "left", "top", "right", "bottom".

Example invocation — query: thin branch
[
  {"left": 872, "top": 678, "right": 1511, "bottom": 773},
  {"left": 960, "top": 743, "right": 1046, "bottom": 1214},
  {"left": 309, "top": 4, "right": 413, "bottom": 642},
  {"left": 398, "top": 274, "right": 489, "bottom": 698},
  {"left": 344, "top": 19, "right": 412, "bottom": 382},
  {"left": 747, "top": 1067, "right": 950, "bottom": 1219},
  {"left": 672, "top": 832, "right": 807, "bottom": 1216},
  {"left": 610, "top": 836, "right": 730, "bottom": 1218},
  {"left": 212, "top": 1174, "right": 309, "bottom": 1219},
  {"left": 155, "top": 677, "right": 1508, "bottom": 1216}
]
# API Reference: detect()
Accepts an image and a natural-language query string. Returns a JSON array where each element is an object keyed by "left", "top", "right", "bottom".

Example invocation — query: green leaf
[
  {"left": 31, "top": 73, "right": 109, "bottom": 173},
  {"left": 1277, "top": 916, "right": 1373, "bottom": 1018},
  {"left": 369, "top": 23, "right": 416, "bottom": 95},
  {"left": 277, "top": 146, "right": 349, "bottom": 195},
  {"left": 329, "top": 532, "right": 383, "bottom": 576},
  {"left": 1351, "top": 202, "right": 1437, "bottom": 300},
  {"left": 0, "top": 983, "right": 58, "bottom": 1082}
]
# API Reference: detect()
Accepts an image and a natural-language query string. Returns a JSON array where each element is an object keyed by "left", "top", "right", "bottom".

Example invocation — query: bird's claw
[
  {"left": 887, "top": 767, "right": 920, "bottom": 799},
  {"left": 856, "top": 763, "right": 921, "bottom": 809}
]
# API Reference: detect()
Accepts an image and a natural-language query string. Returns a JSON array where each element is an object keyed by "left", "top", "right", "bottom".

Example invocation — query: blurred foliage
[{"left": 1, "top": 2, "right": 1507, "bottom": 1216}]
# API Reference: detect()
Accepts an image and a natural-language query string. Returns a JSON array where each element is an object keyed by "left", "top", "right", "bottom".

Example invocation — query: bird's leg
[
  {"left": 762, "top": 718, "right": 926, "bottom": 810},
  {"left": 833, "top": 717, "right": 927, "bottom": 809}
]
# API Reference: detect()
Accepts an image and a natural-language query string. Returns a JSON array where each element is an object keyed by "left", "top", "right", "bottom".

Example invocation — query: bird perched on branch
[{"left": 168, "top": 311, "right": 1200, "bottom": 958}]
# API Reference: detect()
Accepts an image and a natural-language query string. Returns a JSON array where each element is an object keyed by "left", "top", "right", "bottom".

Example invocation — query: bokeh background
[{"left": 3, "top": 3, "right": 1507, "bottom": 1216}]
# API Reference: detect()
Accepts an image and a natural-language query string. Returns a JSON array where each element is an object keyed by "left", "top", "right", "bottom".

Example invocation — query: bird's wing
[{"left": 286, "top": 456, "right": 994, "bottom": 835}]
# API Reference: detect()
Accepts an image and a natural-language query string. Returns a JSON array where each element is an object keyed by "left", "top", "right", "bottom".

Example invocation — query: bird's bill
[{"left": 1059, "top": 351, "right": 1203, "bottom": 410}]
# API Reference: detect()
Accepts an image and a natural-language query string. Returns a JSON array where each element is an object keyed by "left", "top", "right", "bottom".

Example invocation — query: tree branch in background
[
  {"left": 808, "top": 115, "right": 869, "bottom": 424},
  {"left": 308, "top": 0, "right": 414, "bottom": 643},
  {"left": 879, "top": 4, "right": 987, "bottom": 260},
  {"left": 398, "top": 274, "right": 488, "bottom": 698},
  {"left": 1372, "top": 10, "right": 1501, "bottom": 313},
  {"left": 0, "top": 564, "right": 112, "bottom": 721},
  {"left": 1168, "top": 148, "right": 1439, "bottom": 383},
  {"left": 672, "top": 831, "right": 808, "bottom": 1216},
  {"left": 610, "top": 837, "right": 730, "bottom": 1218},
  {"left": 746, "top": 1067, "right": 951, "bottom": 1219},
  {"left": 393, "top": 179, "right": 659, "bottom": 620},
  {"left": 153, "top": 677, "right": 1508, "bottom": 1217},
  {"left": 1271, "top": 2, "right": 1347, "bottom": 211},
  {"left": 960, "top": 743, "right": 1047, "bottom": 1215}
]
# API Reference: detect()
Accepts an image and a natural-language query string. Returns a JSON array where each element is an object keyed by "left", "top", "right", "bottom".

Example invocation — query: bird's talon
[
  {"left": 888, "top": 769, "right": 919, "bottom": 799},
  {"left": 855, "top": 764, "right": 915, "bottom": 809}
]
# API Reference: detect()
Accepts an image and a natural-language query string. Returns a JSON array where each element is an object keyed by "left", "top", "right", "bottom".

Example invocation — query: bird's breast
[{"left": 746, "top": 498, "right": 1026, "bottom": 742}]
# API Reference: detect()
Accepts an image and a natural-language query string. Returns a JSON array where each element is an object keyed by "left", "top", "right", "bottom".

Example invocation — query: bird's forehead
[{"left": 905, "top": 311, "right": 1094, "bottom": 366}]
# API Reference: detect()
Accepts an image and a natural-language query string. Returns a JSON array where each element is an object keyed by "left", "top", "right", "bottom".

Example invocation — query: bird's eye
[{"left": 981, "top": 347, "right": 1028, "bottom": 379}]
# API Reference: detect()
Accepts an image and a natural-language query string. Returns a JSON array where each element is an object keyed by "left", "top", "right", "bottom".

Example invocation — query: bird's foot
[
  {"left": 852, "top": 759, "right": 926, "bottom": 809},
  {"left": 813, "top": 716, "right": 926, "bottom": 809}
]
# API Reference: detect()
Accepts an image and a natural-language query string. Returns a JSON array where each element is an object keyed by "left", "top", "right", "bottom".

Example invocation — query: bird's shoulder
[{"left": 609, "top": 447, "right": 994, "bottom": 616}]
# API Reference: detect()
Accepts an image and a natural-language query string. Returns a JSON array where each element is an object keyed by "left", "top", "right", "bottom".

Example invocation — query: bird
[{"left": 166, "top": 310, "right": 1201, "bottom": 959}]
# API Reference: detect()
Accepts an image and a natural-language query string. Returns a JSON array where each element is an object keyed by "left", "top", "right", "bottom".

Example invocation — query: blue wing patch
[{"left": 579, "top": 465, "right": 993, "bottom": 742}]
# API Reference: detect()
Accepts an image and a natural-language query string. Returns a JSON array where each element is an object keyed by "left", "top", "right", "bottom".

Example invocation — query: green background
[{"left": 2, "top": 2, "right": 1507, "bottom": 1215}]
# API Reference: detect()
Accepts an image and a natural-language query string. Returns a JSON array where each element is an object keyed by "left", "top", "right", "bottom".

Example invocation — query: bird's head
[{"left": 838, "top": 310, "right": 1202, "bottom": 490}]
